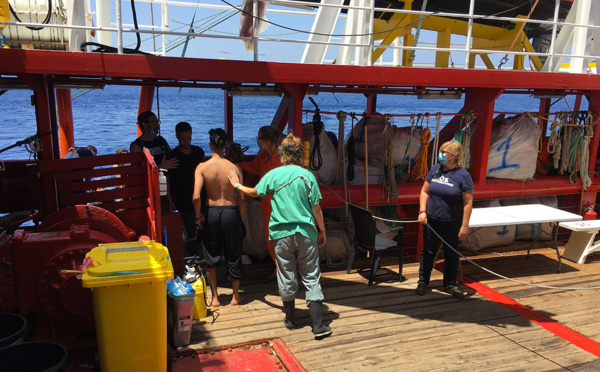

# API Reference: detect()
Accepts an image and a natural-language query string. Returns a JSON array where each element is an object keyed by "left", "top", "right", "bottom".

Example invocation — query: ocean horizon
[{"left": 1, "top": 85, "right": 582, "bottom": 161}]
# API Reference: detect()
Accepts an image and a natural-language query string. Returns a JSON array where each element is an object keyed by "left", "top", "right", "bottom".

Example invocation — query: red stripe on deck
[{"left": 461, "top": 274, "right": 600, "bottom": 357}]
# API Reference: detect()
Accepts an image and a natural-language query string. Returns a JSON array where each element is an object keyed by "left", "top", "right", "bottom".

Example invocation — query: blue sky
[
  {"left": 92, "top": 0, "right": 322, "bottom": 62},
  {"left": 91, "top": 0, "right": 452, "bottom": 65}
]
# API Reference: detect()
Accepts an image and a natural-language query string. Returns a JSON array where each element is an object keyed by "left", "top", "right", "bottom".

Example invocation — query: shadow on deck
[{"left": 180, "top": 242, "right": 600, "bottom": 371}]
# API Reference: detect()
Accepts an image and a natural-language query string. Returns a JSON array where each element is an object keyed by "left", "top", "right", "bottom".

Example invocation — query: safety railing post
[
  {"left": 116, "top": 0, "right": 123, "bottom": 54},
  {"left": 548, "top": 0, "right": 561, "bottom": 70},
  {"left": 253, "top": 0, "right": 259, "bottom": 61},
  {"left": 368, "top": 0, "right": 374, "bottom": 66},
  {"left": 463, "top": 0, "right": 475, "bottom": 69},
  {"left": 162, "top": 0, "right": 169, "bottom": 56}
]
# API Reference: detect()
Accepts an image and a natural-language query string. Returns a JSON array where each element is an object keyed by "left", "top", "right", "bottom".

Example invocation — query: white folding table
[
  {"left": 559, "top": 220, "right": 600, "bottom": 264},
  {"left": 468, "top": 204, "right": 582, "bottom": 272}
]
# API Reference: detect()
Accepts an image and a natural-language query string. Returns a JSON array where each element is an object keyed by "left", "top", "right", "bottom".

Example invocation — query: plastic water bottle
[{"left": 158, "top": 169, "right": 167, "bottom": 196}]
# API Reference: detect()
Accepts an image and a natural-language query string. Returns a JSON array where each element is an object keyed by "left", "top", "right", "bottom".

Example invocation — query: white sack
[
  {"left": 302, "top": 122, "right": 338, "bottom": 186},
  {"left": 347, "top": 158, "right": 381, "bottom": 186},
  {"left": 319, "top": 220, "right": 351, "bottom": 261},
  {"left": 345, "top": 116, "right": 422, "bottom": 168},
  {"left": 242, "top": 198, "right": 269, "bottom": 259},
  {"left": 487, "top": 115, "right": 539, "bottom": 180}
]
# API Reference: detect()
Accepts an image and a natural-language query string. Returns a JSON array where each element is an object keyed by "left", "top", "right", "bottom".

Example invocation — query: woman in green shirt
[{"left": 228, "top": 134, "right": 332, "bottom": 339}]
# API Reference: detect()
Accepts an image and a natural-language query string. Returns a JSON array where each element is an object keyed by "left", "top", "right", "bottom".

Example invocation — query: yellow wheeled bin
[{"left": 82, "top": 241, "right": 173, "bottom": 372}]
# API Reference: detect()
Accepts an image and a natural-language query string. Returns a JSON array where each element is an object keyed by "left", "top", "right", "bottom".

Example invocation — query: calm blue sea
[{"left": 0, "top": 85, "right": 582, "bottom": 160}]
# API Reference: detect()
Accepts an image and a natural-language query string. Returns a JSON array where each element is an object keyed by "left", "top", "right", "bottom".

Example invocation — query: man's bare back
[{"left": 194, "top": 156, "right": 241, "bottom": 207}]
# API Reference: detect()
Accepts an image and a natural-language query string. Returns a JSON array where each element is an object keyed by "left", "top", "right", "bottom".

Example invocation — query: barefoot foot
[
  {"left": 210, "top": 297, "right": 221, "bottom": 307},
  {"left": 230, "top": 295, "right": 245, "bottom": 306}
]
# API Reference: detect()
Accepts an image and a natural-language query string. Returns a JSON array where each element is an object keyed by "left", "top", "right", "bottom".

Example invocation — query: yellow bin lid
[{"left": 82, "top": 241, "right": 174, "bottom": 288}]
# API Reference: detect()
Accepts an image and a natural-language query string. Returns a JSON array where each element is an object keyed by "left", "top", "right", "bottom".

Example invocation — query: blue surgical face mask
[{"left": 438, "top": 152, "right": 447, "bottom": 165}]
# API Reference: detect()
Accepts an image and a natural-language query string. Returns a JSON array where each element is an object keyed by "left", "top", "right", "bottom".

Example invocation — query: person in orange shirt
[{"left": 240, "top": 126, "right": 282, "bottom": 281}]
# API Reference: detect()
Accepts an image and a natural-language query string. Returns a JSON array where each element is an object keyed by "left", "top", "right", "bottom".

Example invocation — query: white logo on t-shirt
[{"left": 431, "top": 175, "right": 454, "bottom": 187}]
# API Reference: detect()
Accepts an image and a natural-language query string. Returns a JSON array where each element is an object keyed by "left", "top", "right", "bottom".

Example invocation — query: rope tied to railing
[
  {"left": 547, "top": 121, "right": 559, "bottom": 154},
  {"left": 410, "top": 125, "right": 431, "bottom": 182},
  {"left": 347, "top": 113, "right": 357, "bottom": 182},
  {"left": 430, "top": 112, "right": 443, "bottom": 167},
  {"left": 462, "top": 113, "right": 474, "bottom": 167},
  {"left": 567, "top": 126, "right": 582, "bottom": 183},
  {"left": 396, "top": 114, "right": 418, "bottom": 181},
  {"left": 382, "top": 116, "right": 399, "bottom": 202}
]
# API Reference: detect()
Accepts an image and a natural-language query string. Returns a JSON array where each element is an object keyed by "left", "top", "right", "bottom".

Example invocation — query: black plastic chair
[{"left": 347, "top": 204, "right": 405, "bottom": 286}]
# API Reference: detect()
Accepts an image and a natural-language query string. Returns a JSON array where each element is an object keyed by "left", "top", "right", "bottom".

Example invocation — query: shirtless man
[{"left": 193, "top": 128, "right": 245, "bottom": 307}]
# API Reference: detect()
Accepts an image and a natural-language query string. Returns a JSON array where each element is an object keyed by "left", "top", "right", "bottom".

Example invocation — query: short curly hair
[{"left": 280, "top": 134, "right": 303, "bottom": 166}]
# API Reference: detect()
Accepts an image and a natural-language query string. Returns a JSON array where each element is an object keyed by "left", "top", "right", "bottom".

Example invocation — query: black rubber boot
[
  {"left": 283, "top": 300, "right": 295, "bottom": 329},
  {"left": 309, "top": 301, "right": 332, "bottom": 339}
]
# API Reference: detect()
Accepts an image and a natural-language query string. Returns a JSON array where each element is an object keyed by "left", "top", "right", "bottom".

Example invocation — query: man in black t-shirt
[
  {"left": 166, "top": 122, "right": 206, "bottom": 256},
  {"left": 130, "top": 111, "right": 179, "bottom": 170}
]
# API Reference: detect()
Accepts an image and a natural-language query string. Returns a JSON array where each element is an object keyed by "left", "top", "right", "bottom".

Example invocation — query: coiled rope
[
  {"left": 462, "top": 113, "right": 474, "bottom": 167},
  {"left": 547, "top": 121, "right": 559, "bottom": 154},
  {"left": 396, "top": 115, "right": 418, "bottom": 180},
  {"left": 430, "top": 112, "right": 442, "bottom": 167},
  {"left": 382, "top": 117, "right": 399, "bottom": 202},
  {"left": 580, "top": 112, "right": 593, "bottom": 191},
  {"left": 453, "top": 112, "right": 467, "bottom": 143},
  {"left": 336, "top": 111, "right": 347, "bottom": 185},
  {"left": 410, "top": 124, "right": 431, "bottom": 182},
  {"left": 347, "top": 113, "right": 357, "bottom": 181},
  {"left": 568, "top": 126, "right": 583, "bottom": 183},
  {"left": 559, "top": 125, "right": 571, "bottom": 175}
]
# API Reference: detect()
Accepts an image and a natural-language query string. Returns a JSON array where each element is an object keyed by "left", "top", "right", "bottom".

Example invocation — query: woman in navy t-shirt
[{"left": 416, "top": 140, "right": 473, "bottom": 299}]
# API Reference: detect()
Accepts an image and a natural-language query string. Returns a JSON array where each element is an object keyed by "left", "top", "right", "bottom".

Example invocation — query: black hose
[
  {"left": 130, "top": 0, "right": 142, "bottom": 52},
  {"left": 81, "top": 0, "right": 145, "bottom": 54},
  {"left": 308, "top": 98, "right": 323, "bottom": 171},
  {"left": 0, "top": 134, "right": 46, "bottom": 155},
  {"left": 9, "top": 0, "right": 53, "bottom": 31}
]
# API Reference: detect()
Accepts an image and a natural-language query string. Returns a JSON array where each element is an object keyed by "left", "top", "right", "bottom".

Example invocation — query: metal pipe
[
  {"left": 464, "top": 0, "right": 475, "bottom": 69},
  {"left": 162, "top": 0, "right": 169, "bottom": 56},
  {"left": 116, "top": 0, "right": 123, "bottom": 54},
  {"left": 409, "top": 0, "right": 429, "bottom": 63},
  {"left": 253, "top": 0, "right": 259, "bottom": 61},
  {"left": 548, "top": 0, "right": 562, "bottom": 71},
  {"left": 368, "top": 0, "right": 375, "bottom": 66}
]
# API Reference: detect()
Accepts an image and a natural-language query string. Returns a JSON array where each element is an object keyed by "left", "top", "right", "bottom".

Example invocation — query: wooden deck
[{"left": 180, "top": 243, "right": 600, "bottom": 371}]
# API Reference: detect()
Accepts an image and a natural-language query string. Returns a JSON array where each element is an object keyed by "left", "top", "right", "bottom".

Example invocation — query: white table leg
[{"left": 562, "top": 230, "right": 600, "bottom": 264}]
